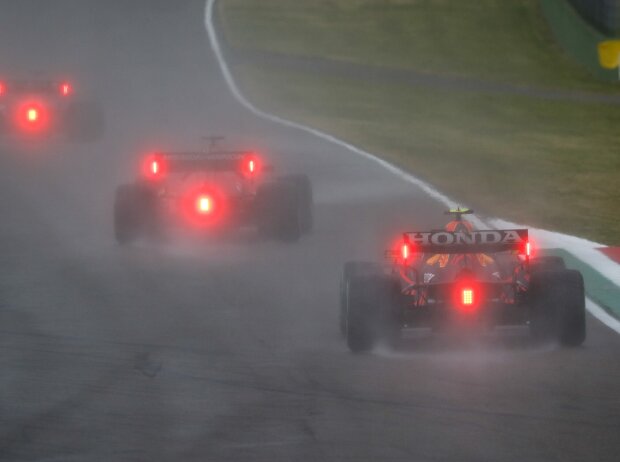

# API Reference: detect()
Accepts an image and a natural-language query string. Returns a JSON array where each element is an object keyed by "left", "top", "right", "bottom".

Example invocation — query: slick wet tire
[
  {"left": 64, "top": 100, "right": 104, "bottom": 142},
  {"left": 529, "top": 270, "right": 586, "bottom": 347},
  {"left": 346, "top": 275, "right": 402, "bottom": 353},
  {"left": 114, "top": 183, "right": 160, "bottom": 245},
  {"left": 529, "top": 256, "right": 566, "bottom": 274},
  {"left": 339, "top": 261, "right": 383, "bottom": 337},
  {"left": 256, "top": 179, "right": 302, "bottom": 242},
  {"left": 115, "top": 184, "right": 139, "bottom": 245},
  {"left": 281, "top": 174, "right": 313, "bottom": 234}
]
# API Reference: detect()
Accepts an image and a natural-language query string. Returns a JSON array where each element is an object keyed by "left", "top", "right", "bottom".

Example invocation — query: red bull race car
[
  {"left": 114, "top": 137, "right": 313, "bottom": 244},
  {"left": 0, "top": 76, "right": 103, "bottom": 141},
  {"left": 339, "top": 209, "right": 586, "bottom": 352}
]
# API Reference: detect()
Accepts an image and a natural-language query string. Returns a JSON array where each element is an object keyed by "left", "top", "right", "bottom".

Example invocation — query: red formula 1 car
[
  {"left": 0, "top": 77, "right": 103, "bottom": 141},
  {"left": 340, "top": 209, "right": 586, "bottom": 352},
  {"left": 113, "top": 138, "right": 313, "bottom": 245}
]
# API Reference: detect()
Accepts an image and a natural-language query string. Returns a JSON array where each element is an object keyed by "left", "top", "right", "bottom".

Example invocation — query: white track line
[
  {"left": 203, "top": 0, "right": 619, "bottom": 334},
  {"left": 491, "top": 218, "right": 620, "bottom": 288},
  {"left": 587, "top": 298, "right": 620, "bottom": 334}
]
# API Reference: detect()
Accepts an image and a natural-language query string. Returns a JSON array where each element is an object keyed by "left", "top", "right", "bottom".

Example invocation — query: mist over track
[{"left": 0, "top": 1, "right": 618, "bottom": 460}]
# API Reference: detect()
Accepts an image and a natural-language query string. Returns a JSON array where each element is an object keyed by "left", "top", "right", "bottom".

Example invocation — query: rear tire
[
  {"left": 281, "top": 174, "right": 313, "bottom": 233},
  {"left": 256, "top": 177, "right": 306, "bottom": 242},
  {"left": 114, "top": 185, "right": 138, "bottom": 245},
  {"left": 339, "top": 261, "right": 383, "bottom": 336},
  {"left": 530, "top": 256, "right": 566, "bottom": 273},
  {"left": 114, "top": 183, "right": 161, "bottom": 245},
  {"left": 529, "top": 270, "right": 586, "bottom": 347},
  {"left": 346, "top": 275, "right": 402, "bottom": 353}
]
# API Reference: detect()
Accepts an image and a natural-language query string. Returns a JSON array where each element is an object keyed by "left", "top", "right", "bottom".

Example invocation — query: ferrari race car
[
  {"left": 114, "top": 138, "right": 313, "bottom": 245},
  {"left": 339, "top": 209, "right": 586, "bottom": 353},
  {"left": 0, "top": 77, "right": 103, "bottom": 141}
]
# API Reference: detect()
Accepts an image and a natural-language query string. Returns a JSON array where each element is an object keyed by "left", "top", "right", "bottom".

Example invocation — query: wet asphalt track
[{"left": 0, "top": 1, "right": 619, "bottom": 461}]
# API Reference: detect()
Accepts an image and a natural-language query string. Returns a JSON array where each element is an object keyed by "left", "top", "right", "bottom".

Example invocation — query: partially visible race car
[
  {"left": 114, "top": 137, "right": 313, "bottom": 244},
  {"left": 340, "top": 208, "right": 586, "bottom": 352},
  {"left": 0, "top": 77, "right": 103, "bottom": 141}
]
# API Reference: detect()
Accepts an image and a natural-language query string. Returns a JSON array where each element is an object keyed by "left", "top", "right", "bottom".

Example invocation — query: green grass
[
  {"left": 220, "top": 0, "right": 620, "bottom": 244},
  {"left": 221, "top": 0, "right": 620, "bottom": 92}
]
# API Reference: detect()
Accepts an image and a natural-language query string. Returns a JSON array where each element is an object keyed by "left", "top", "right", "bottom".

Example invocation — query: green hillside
[{"left": 220, "top": 0, "right": 620, "bottom": 244}]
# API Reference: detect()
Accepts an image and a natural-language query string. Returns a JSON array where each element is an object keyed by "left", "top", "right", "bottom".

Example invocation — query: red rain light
[
  {"left": 241, "top": 153, "right": 261, "bottom": 177},
  {"left": 27, "top": 107, "right": 38, "bottom": 122},
  {"left": 453, "top": 280, "right": 481, "bottom": 312},
  {"left": 520, "top": 239, "right": 534, "bottom": 259},
  {"left": 0, "top": 82, "right": 4, "bottom": 96},
  {"left": 180, "top": 186, "right": 227, "bottom": 228},
  {"left": 461, "top": 288, "right": 474, "bottom": 306},
  {"left": 60, "top": 82, "right": 72, "bottom": 96},
  {"left": 402, "top": 243, "right": 409, "bottom": 261},
  {"left": 15, "top": 102, "right": 48, "bottom": 133},
  {"left": 142, "top": 153, "right": 166, "bottom": 181},
  {"left": 196, "top": 194, "right": 212, "bottom": 214}
]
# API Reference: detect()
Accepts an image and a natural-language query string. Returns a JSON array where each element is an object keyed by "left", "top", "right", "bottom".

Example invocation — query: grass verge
[{"left": 219, "top": 0, "right": 620, "bottom": 245}]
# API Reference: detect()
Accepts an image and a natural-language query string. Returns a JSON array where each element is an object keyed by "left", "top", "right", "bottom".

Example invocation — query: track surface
[{"left": 0, "top": 1, "right": 619, "bottom": 460}]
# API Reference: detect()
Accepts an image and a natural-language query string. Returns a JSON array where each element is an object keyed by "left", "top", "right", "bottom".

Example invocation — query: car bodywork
[
  {"left": 114, "top": 140, "right": 313, "bottom": 245},
  {"left": 340, "top": 210, "right": 586, "bottom": 352},
  {"left": 393, "top": 228, "right": 531, "bottom": 328}
]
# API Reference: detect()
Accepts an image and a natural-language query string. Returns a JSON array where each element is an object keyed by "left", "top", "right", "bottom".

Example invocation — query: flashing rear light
[
  {"left": 0, "top": 82, "right": 4, "bottom": 96},
  {"left": 526, "top": 241, "right": 531, "bottom": 257},
  {"left": 182, "top": 188, "right": 224, "bottom": 226},
  {"left": 15, "top": 102, "right": 48, "bottom": 132},
  {"left": 453, "top": 280, "right": 481, "bottom": 311},
  {"left": 197, "top": 195, "right": 212, "bottom": 214},
  {"left": 60, "top": 82, "right": 72, "bottom": 96},
  {"left": 27, "top": 107, "right": 38, "bottom": 122},
  {"left": 462, "top": 288, "right": 474, "bottom": 306},
  {"left": 241, "top": 153, "right": 261, "bottom": 177},
  {"left": 142, "top": 153, "right": 166, "bottom": 181},
  {"left": 402, "top": 243, "right": 409, "bottom": 260}
]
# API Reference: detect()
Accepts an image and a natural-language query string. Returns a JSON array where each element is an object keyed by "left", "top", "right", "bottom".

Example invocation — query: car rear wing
[
  {"left": 1, "top": 79, "right": 72, "bottom": 96},
  {"left": 386, "top": 229, "right": 530, "bottom": 261},
  {"left": 403, "top": 229, "right": 529, "bottom": 254},
  {"left": 164, "top": 151, "right": 255, "bottom": 172},
  {"left": 141, "top": 151, "right": 271, "bottom": 180}
]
